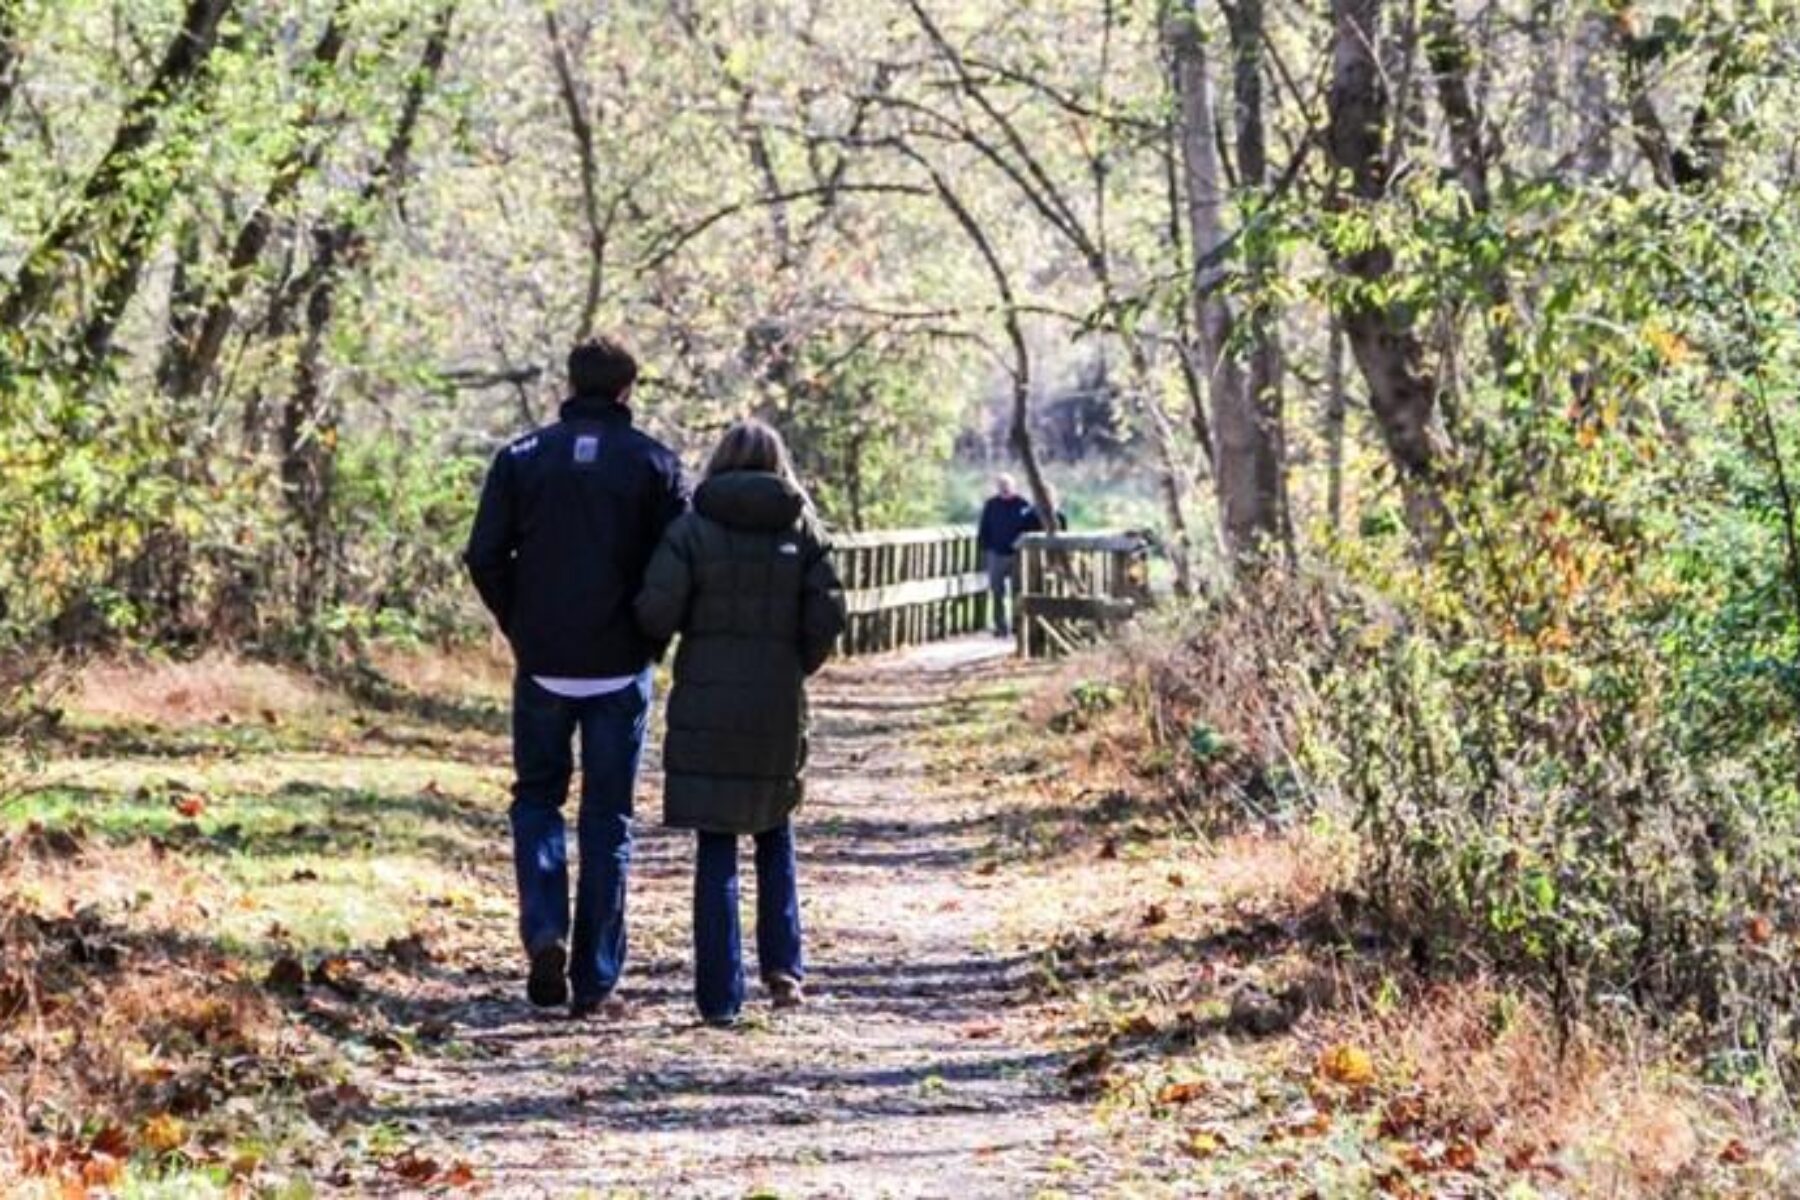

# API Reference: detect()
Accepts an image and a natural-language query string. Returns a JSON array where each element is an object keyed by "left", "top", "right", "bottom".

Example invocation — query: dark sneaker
[
  {"left": 570, "top": 993, "right": 626, "bottom": 1020},
  {"left": 526, "top": 943, "right": 568, "bottom": 1009},
  {"left": 701, "top": 1011, "right": 742, "bottom": 1029},
  {"left": 767, "top": 973, "right": 804, "bottom": 1010}
]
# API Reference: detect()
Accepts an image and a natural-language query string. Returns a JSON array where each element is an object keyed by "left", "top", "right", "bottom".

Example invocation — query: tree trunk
[
  {"left": 1573, "top": 9, "right": 1613, "bottom": 178},
  {"left": 1525, "top": 0, "right": 1556, "bottom": 154},
  {"left": 1167, "top": 2, "right": 1281, "bottom": 571},
  {"left": 1326, "top": 0, "right": 1448, "bottom": 544},
  {"left": 0, "top": 0, "right": 24, "bottom": 132},
  {"left": 1326, "top": 317, "right": 1348, "bottom": 535}
]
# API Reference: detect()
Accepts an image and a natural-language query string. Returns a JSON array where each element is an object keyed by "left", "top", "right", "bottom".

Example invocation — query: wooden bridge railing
[
  {"left": 1015, "top": 531, "right": 1155, "bottom": 659},
  {"left": 831, "top": 527, "right": 990, "bottom": 656}
]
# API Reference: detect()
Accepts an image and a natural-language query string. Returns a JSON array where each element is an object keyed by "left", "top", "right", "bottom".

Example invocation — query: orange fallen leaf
[
  {"left": 1157, "top": 1080, "right": 1206, "bottom": 1105},
  {"left": 1141, "top": 903, "right": 1169, "bottom": 927},
  {"left": 1747, "top": 916, "right": 1774, "bottom": 946},
  {"left": 81, "top": 1155, "right": 124, "bottom": 1187},
  {"left": 172, "top": 795, "right": 206, "bottom": 819},
  {"left": 1719, "top": 1138, "right": 1752, "bottom": 1164},
  {"left": 141, "top": 1113, "right": 186, "bottom": 1154},
  {"left": 1318, "top": 1042, "right": 1376, "bottom": 1086},
  {"left": 1442, "top": 1138, "right": 1478, "bottom": 1172},
  {"left": 442, "top": 1161, "right": 477, "bottom": 1188}
]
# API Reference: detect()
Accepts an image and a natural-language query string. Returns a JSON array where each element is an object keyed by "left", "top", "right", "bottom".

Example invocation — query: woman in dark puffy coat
[{"left": 634, "top": 419, "right": 846, "bottom": 1025}]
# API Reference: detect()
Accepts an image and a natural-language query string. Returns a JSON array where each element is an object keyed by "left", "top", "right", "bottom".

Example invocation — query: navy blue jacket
[
  {"left": 978, "top": 494, "right": 1041, "bottom": 555},
  {"left": 464, "top": 396, "right": 688, "bottom": 677}
]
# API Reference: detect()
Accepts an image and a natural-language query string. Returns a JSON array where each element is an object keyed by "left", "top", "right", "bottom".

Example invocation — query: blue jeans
[
  {"left": 694, "top": 823, "right": 804, "bottom": 1021},
  {"left": 509, "top": 672, "right": 650, "bottom": 1004}
]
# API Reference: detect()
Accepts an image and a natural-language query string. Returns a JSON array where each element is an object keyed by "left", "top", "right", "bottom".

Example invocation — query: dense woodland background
[{"left": 6, "top": 0, "right": 1800, "bottom": 1123}]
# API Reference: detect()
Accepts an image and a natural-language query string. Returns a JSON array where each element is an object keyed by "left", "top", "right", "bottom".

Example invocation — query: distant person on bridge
[
  {"left": 636, "top": 419, "right": 847, "bottom": 1026},
  {"left": 463, "top": 337, "right": 688, "bottom": 1019},
  {"left": 977, "top": 473, "right": 1043, "bottom": 639}
]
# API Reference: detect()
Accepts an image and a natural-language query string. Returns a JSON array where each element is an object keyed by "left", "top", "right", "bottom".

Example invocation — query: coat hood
[{"left": 695, "top": 470, "right": 806, "bottom": 532}]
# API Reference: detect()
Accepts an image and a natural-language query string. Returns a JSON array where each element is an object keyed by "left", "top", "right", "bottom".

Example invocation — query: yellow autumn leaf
[
  {"left": 1645, "top": 322, "right": 1691, "bottom": 367},
  {"left": 142, "top": 1113, "right": 187, "bottom": 1154},
  {"left": 1318, "top": 1042, "right": 1376, "bottom": 1086},
  {"left": 1187, "top": 1130, "right": 1222, "bottom": 1158}
]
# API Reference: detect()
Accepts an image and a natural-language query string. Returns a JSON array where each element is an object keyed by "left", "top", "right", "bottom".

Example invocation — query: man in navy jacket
[
  {"left": 465, "top": 337, "right": 688, "bottom": 1017},
  {"left": 976, "top": 473, "right": 1040, "bottom": 638}
]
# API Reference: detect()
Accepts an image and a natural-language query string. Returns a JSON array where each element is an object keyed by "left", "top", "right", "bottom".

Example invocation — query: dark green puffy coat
[{"left": 634, "top": 470, "right": 847, "bottom": 834}]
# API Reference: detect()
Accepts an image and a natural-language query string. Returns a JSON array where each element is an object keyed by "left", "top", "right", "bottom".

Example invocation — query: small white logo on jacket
[{"left": 778, "top": 543, "right": 800, "bottom": 556}]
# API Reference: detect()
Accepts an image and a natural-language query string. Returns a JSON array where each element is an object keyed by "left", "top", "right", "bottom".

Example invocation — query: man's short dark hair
[{"left": 568, "top": 337, "right": 638, "bottom": 401}]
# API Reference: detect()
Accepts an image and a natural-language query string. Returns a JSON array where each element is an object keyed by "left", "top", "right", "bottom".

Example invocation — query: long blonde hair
[{"left": 705, "top": 419, "right": 810, "bottom": 507}]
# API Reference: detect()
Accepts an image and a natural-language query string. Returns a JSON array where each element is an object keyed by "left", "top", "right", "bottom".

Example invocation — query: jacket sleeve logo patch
[
  {"left": 508, "top": 435, "right": 540, "bottom": 457},
  {"left": 574, "top": 435, "right": 600, "bottom": 464}
]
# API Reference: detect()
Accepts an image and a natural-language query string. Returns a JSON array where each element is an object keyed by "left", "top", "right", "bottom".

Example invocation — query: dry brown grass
[
  {"left": 1311, "top": 972, "right": 1775, "bottom": 1195},
  {"left": 69, "top": 653, "right": 332, "bottom": 727},
  {"left": 364, "top": 637, "right": 512, "bottom": 705},
  {"left": 0, "top": 835, "right": 301, "bottom": 1185}
]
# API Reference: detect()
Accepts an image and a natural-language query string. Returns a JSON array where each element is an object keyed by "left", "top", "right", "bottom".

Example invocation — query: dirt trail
[{"left": 374, "top": 638, "right": 1112, "bottom": 1198}]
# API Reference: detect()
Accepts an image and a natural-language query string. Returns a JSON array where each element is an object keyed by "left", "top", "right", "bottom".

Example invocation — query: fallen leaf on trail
[
  {"left": 89, "top": 1126, "right": 130, "bottom": 1160},
  {"left": 1375, "top": 1168, "right": 1423, "bottom": 1198},
  {"left": 442, "top": 1161, "right": 477, "bottom": 1188},
  {"left": 1065, "top": 1044, "right": 1113, "bottom": 1080},
  {"left": 1379, "top": 1093, "right": 1427, "bottom": 1137},
  {"left": 387, "top": 1151, "right": 441, "bottom": 1184},
  {"left": 265, "top": 956, "right": 305, "bottom": 995},
  {"left": 1442, "top": 1139, "right": 1478, "bottom": 1172},
  {"left": 1167, "top": 871, "right": 1186, "bottom": 887},
  {"left": 1186, "top": 1130, "right": 1222, "bottom": 1158},
  {"left": 291, "top": 868, "right": 320, "bottom": 882},
  {"left": 961, "top": 1022, "right": 1002, "bottom": 1040},
  {"left": 1719, "top": 1138, "right": 1752, "bottom": 1164},
  {"left": 974, "top": 860, "right": 999, "bottom": 876},
  {"left": 1746, "top": 915, "right": 1774, "bottom": 945},
  {"left": 1157, "top": 1080, "right": 1206, "bottom": 1105},
  {"left": 1395, "top": 1143, "right": 1432, "bottom": 1173},
  {"left": 81, "top": 1154, "right": 124, "bottom": 1187},
  {"left": 1274, "top": 1106, "right": 1332, "bottom": 1139},
  {"left": 1141, "top": 903, "right": 1169, "bottom": 927},
  {"left": 1116, "top": 1013, "right": 1158, "bottom": 1038},
  {"left": 1318, "top": 1042, "right": 1376, "bottom": 1086},
  {"left": 172, "top": 794, "right": 206, "bottom": 819},
  {"left": 384, "top": 933, "right": 433, "bottom": 967},
  {"left": 311, "top": 955, "right": 361, "bottom": 998},
  {"left": 1098, "top": 838, "right": 1118, "bottom": 860},
  {"left": 1504, "top": 1144, "right": 1540, "bottom": 1171},
  {"left": 141, "top": 1113, "right": 186, "bottom": 1154}
]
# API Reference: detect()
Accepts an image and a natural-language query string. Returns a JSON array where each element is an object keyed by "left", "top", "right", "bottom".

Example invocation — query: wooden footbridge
[{"left": 829, "top": 527, "right": 1155, "bottom": 658}]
